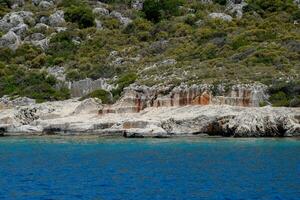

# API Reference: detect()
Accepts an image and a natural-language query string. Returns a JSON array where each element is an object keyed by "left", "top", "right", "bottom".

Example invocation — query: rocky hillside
[{"left": 0, "top": 0, "right": 300, "bottom": 106}]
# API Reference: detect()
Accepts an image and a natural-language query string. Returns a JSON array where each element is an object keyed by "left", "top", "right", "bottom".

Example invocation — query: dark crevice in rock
[
  {"left": 0, "top": 127, "right": 6, "bottom": 136},
  {"left": 43, "top": 128, "right": 61, "bottom": 135},
  {"left": 123, "top": 132, "right": 145, "bottom": 138}
]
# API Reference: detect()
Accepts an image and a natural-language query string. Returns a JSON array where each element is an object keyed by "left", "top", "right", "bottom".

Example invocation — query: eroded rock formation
[
  {"left": 0, "top": 98, "right": 299, "bottom": 137},
  {"left": 102, "top": 83, "right": 268, "bottom": 114}
]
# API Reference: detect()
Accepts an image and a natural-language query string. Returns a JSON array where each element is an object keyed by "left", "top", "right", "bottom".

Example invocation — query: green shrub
[
  {"left": 289, "top": 96, "right": 300, "bottom": 107},
  {"left": 0, "top": 67, "right": 70, "bottom": 102},
  {"left": 59, "top": 0, "right": 87, "bottom": 8},
  {"left": 292, "top": 10, "right": 300, "bottom": 21},
  {"left": 245, "top": 0, "right": 296, "bottom": 14},
  {"left": 0, "top": 48, "right": 13, "bottom": 63},
  {"left": 80, "top": 89, "right": 112, "bottom": 104},
  {"left": 195, "top": 28, "right": 227, "bottom": 44},
  {"left": 102, "top": 18, "right": 120, "bottom": 29},
  {"left": 143, "top": 0, "right": 184, "bottom": 22},
  {"left": 65, "top": 5, "right": 95, "bottom": 29},
  {"left": 66, "top": 70, "right": 83, "bottom": 81},
  {"left": 268, "top": 80, "right": 300, "bottom": 107},
  {"left": 0, "top": 0, "right": 10, "bottom": 17},
  {"left": 47, "top": 31, "right": 78, "bottom": 65},
  {"left": 213, "top": 0, "right": 227, "bottom": 6},
  {"left": 184, "top": 14, "right": 197, "bottom": 26},
  {"left": 111, "top": 72, "right": 138, "bottom": 98},
  {"left": 269, "top": 91, "right": 290, "bottom": 107}
]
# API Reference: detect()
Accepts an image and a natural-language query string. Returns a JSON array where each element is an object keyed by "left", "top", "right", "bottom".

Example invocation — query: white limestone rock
[
  {"left": 131, "top": 0, "right": 144, "bottom": 10},
  {"left": 93, "top": 7, "right": 109, "bottom": 16},
  {"left": 0, "top": 11, "right": 34, "bottom": 33},
  {"left": 49, "top": 10, "right": 65, "bottom": 27},
  {"left": 38, "top": 1, "right": 54, "bottom": 10},
  {"left": 72, "top": 98, "right": 103, "bottom": 115},
  {"left": 208, "top": 13, "right": 233, "bottom": 22},
  {"left": 226, "top": 0, "right": 247, "bottom": 19},
  {"left": 110, "top": 11, "right": 132, "bottom": 27},
  {"left": 0, "top": 31, "right": 21, "bottom": 50},
  {"left": 47, "top": 66, "right": 66, "bottom": 81}
]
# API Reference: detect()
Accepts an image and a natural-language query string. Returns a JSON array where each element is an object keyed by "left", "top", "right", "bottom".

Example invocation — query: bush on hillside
[
  {"left": 111, "top": 72, "right": 138, "bottom": 99},
  {"left": 47, "top": 31, "right": 78, "bottom": 65},
  {"left": 0, "top": 66, "right": 70, "bottom": 102},
  {"left": 65, "top": 5, "right": 95, "bottom": 29},
  {"left": 213, "top": 0, "right": 227, "bottom": 6},
  {"left": 245, "top": 0, "right": 297, "bottom": 14},
  {"left": 268, "top": 80, "right": 300, "bottom": 107},
  {"left": 142, "top": 0, "right": 184, "bottom": 22},
  {"left": 0, "top": 0, "right": 11, "bottom": 17}
]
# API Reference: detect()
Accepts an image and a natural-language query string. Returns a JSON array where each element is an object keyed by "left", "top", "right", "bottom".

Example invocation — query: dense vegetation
[{"left": 0, "top": 0, "right": 299, "bottom": 106}]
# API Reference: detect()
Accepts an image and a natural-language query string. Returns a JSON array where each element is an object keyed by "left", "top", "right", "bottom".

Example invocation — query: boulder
[
  {"left": 0, "top": 96, "right": 36, "bottom": 108},
  {"left": 25, "top": 33, "right": 46, "bottom": 41},
  {"left": 0, "top": 11, "right": 34, "bottom": 33},
  {"left": 38, "top": 1, "right": 54, "bottom": 10},
  {"left": 32, "top": 0, "right": 55, "bottom": 6},
  {"left": 10, "top": 23, "right": 28, "bottom": 37},
  {"left": 0, "top": 31, "right": 21, "bottom": 50},
  {"left": 95, "top": 19, "right": 103, "bottom": 30},
  {"left": 93, "top": 7, "right": 109, "bottom": 16},
  {"left": 208, "top": 13, "right": 233, "bottom": 22},
  {"left": 24, "top": 33, "right": 49, "bottom": 50},
  {"left": 226, "top": 0, "right": 247, "bottom": 19},
  {"left": 131, "top": 0, "right": 144, "bottom": 10},
  {"left": 110, "top": 11, "right": 132, "bottom": 27},
  {"left": 39, "top": 16, "right": 49, "bottom": 24},
  {"left": 72, "top": 98, "right": 103, "bottom": 115},
  {"left": 47, "top": 66, "right": 66, "bottom": 81},
  {"left": 49, "top": 10, "right": 65, "bottom": 27},
  {"left": 10, "top": 0, "right": 25, "bottom": 8},
  {"left": 34, "top": 23, "right": 49, "bottom": 32}
]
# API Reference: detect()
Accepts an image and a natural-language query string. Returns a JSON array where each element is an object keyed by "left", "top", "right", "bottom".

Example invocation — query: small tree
[
  {"left": 65, "top": 5, "right": 95, "bottom": 29},
  {"left": 142, "top": 0, "right": 183, "bottom": 22}
]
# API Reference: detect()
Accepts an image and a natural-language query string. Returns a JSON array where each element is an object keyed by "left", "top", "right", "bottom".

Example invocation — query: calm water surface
[{"left": 0, "top": 137, "right": 299, "bottom": 200}]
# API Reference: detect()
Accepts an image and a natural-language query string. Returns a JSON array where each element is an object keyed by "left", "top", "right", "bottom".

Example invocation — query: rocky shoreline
[{"left": 0, "top": 98, "right": 299, "bottom": 138}]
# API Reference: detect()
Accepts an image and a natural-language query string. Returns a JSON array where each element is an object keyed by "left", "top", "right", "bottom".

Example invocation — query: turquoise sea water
[{"left": 0, "top": 137, "right": 299, "bottom": 200}]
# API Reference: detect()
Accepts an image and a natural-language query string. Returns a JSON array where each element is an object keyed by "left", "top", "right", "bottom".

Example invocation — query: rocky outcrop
[
  {"left": 131, "top": 0, "right": 144, "bottom": 10},
  {"left": 38, "top": 1, "right": 54, "bottom": 10},
  {"left": 0, "top": 96, "right": 36, "bottom": 108},
  {"left": 226, "top": 0, "right": 247, "bottom": 19},
  {"left": 0, "top": 11, "right": 34, "bottom": 33},
  {"left": 46, "top": 66, "right": 66, "bottom": 81},
  {"left": 93, "top": 7, "right": 109, "bottom": 16},
  {"left": 69, "top": 78, "right": 116, "bottom": 97},
  {"left": 0, "top": 31, "right": 21, "bottom": 50},
  {"left": 110, "top": 11, "right": 132, "bottom": 27},
  {"left": 102, "top": 83, "right": 268, "bottom": 114},
  {"left": 24, "top": 33, "right": 49, "bottom": 50},
  {"left": 208, "top": 13, "right": 233, "bottom": 22},
  {"left": 0, "top": 99, "right": 299, "bottom": 137},
  {"left": 10, "top": 0, "right": 25, "bottom": 8},
  {"left": 49, "top": 10, "right": 65, "bottom": 27},
  {"left": 72, "top": 98, "right": 103, "bottom": 115}
]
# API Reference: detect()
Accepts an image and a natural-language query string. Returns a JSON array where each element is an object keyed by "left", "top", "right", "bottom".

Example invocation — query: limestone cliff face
[
  {"left": 102, "top": 83, "right": 268, "bottom": 114},
  {"left": 69, "top": 78, "right": 116, "bottom": 97}
]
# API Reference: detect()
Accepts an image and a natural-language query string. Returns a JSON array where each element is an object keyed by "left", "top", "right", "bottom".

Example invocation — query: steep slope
[{"left": 0, "top": 0, "right": 299, "bottom": 106}]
